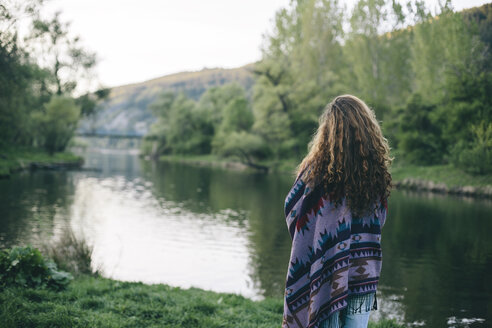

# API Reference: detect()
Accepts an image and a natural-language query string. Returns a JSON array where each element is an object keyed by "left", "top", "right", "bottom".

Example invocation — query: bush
[
  {"left": 395, "top": 94, "right": 446, "bottom": 165},
  {"left": 214, "top": 131, "right": 270, "bottom": 164},
  {"left": 31, "top": 96, "right": 81, "bottom": 154},
  {"left": 450, "top": 122, "right": 492, "bottom": 175},
  {"left": 0, "top": 245, "right": 72, "bottom": 291}
]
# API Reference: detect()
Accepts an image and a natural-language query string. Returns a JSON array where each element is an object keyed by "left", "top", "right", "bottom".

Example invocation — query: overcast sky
[{"left": 35, "top": 0, "right": 491, "bottom": 90}]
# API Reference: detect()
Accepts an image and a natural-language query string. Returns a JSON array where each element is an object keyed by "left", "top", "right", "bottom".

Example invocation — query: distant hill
[{"left": 79, "top": 64, "right": 255, "bottom": 136}]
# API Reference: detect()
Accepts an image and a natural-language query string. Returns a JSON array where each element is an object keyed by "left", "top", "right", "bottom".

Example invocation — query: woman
[{"left": 282, "top": 95, "right": 392, "bottom": 328}]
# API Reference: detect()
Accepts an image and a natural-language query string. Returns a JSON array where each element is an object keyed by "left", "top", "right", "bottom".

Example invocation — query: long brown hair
[{"left": 297, "top": 94, "right": 392, "bottom": 217}]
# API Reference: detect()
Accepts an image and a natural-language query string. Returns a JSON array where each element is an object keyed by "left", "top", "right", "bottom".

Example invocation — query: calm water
[{"left": 0, "top": 149, "right": 491, "bottom": 327}]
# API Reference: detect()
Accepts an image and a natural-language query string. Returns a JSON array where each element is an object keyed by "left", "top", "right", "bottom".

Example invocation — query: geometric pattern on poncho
[{"left": 283, "top": 176, "right": 387, "bottom": 328}]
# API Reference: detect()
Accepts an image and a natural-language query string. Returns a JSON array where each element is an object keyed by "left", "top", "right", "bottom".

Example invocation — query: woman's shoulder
[{"left": 295, "top": 163, "right": 318, "bottom": 189}]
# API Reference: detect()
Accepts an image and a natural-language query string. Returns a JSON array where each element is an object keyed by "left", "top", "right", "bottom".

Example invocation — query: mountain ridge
[
  {"left": 79, "top": 63, "right": 256, "bottom": 136},
  {"left": 111, "top": 63, "right": 255, "bottom": 90}
]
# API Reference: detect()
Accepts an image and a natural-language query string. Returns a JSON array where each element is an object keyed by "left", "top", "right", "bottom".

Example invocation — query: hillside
[{"left": 79, "top": 64, "right": 255, "bottom": 136}]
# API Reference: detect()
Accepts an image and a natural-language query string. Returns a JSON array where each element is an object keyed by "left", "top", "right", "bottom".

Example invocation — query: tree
[
  {"left": 215, "top": 131, "right": 270, "bottom": 171},
  {"left": 31, "top": 96, "right": 81, "bottom": 154},
  {"left": 148, "top": 92, "right": 212, "bottom": 155},
  {"left": 211, "top": 87, "right": 256, "bottom": 155},
  {"left": 0, "top": 33, "right": 31, "bottom": 146},
  {"left": 396, "top": 94, "right": 446, "bottom": 164},
  {"left": 0, "top": 0, "right": 44, "bottom": 30},
  {"left": 145, "top": 0, "right": 492, "bottom": 170},
  {"left": 251, "top": 66, "right": 294, "bottom": 159},
  {"left": 25, "top": 11, "right": 97, "bottom": 96},
  {"left": 343, "top": 0, "right": 414, "bottom": 116},
  {"left": 197, "top": 82, "right": 248, "bottom": 127},
  {"left": 0, "top": 0, "right": 47, "bottom": 147},
  {"left": 76, "top": 88, "right": 111, "bottom": 117},
  {"left": 220, "top": 97, "right": 254, "bottom": 133},
  {"left": 1, "top": 1, "right": 105, "bottom": 154},
  {"left": 450, "top": 122, "right": 492, "bottom": 174},
  {"left": 253, "top": 0, "right": 347, "bottom": 159}
]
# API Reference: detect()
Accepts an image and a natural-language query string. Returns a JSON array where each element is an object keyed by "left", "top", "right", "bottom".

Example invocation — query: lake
[{"left": 0, "top": 148, "right": 490, "bottom": 327}]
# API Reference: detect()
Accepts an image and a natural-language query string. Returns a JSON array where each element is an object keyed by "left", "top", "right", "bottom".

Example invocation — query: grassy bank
[
  {"left": 158, "top": 154, "right": 246, "bottom": 168},
  {"left": 391, "top": 164, "right": 492, "bottom": 188},
  {"left": 0, "top": 147, "right": 83, "bottom": 178},
  {"left": 157, "top": 154, "right": 299, "bottom": 174},
  {"left": 390, "top": 163, "right": 492, "bottom": 197},
  {"left": 156, "top": 154, "right": 492, "bottom": 196},
  {"left": 0, "top": 274, "right": 404, "bottom": 328}
]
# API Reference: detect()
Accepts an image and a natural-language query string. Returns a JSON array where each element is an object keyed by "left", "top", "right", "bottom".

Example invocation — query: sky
[{"left": 34, "top": 0, "right": 491, "bottom": 91}]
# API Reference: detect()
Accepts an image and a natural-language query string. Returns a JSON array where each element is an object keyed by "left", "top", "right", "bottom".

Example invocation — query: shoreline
[
  {"left": 0, "top": 147, "right": 84, "bottom": 179},
  {"left": 392, "top": 178, "right": 492, "bottom": 198},
  {"left": 155, "top": 155, "right": 492, "bottom": 199},
  {"left": 3, "top": 149, "right": 491, "bottom": 199},
  {"left": 154, "top": 154, "right": 299, "bottom": 174}
]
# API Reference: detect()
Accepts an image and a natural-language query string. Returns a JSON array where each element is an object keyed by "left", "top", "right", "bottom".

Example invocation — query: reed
[{"left": 39, "top": 224, "right": 99, "bottom": 277}]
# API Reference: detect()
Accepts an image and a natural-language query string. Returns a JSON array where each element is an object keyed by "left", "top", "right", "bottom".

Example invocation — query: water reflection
[
  {"left": 0, "top": 171, "right": 75, "bottom": 248},
  {"left": 141, "top": 160, "right": 294, "bottom": 298},
  {"left": 71, "top": 175, "right": 256, "bottom": 297},
  {"left": 0, "top": 149, "right": 491, "bottom": 327},
  {"left": 379, "top": 190, "right": 492, "bottom": 327}
]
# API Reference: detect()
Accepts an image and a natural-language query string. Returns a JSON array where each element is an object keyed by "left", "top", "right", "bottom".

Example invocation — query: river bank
[
  {"left": 391, "top": 164, "right": 492, "bottom": 198},
  {"left": 0, "top": 147, "right": 83, "bottom": 179},
  {"left": 155, "top": 154, "right": 299, "bottom": 174},
  {"left": 156, "top": 155, "right": 492, "bottom": 198},
  {"left": 0, "top": 274, "right": 404, "bottom": 328}
]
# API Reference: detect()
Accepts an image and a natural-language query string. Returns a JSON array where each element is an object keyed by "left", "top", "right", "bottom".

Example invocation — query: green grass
[
  {"left": 158, "top": 154, "right": 256, "bottom": 172},
  {"left": 0, "top": 275, "right": 405, "bottom": 328},
  {"left": 159, "top": 154, "right": 231, "bottom": 165},
  {"left": 158, "top": 154, "right": 300, "bottom": 174},
  {"left": 391, "top": 164, "right": 492, "bottom": 188},
  {"left": 0, "top": 146, "right": 82, "bottom": 177}
]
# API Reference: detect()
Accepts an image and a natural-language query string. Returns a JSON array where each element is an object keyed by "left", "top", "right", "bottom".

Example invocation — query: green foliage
[
  {"left": 251, "top": 60, "right": 297, "bottom": 158},
  {"left": 142, "top": 2, "right": 492, "bottom": 174},
  {"left": 25, "top": 11, "right": 97, "bottom": 95},
  {"left": 213, "top": 131, "right": 270, "bottom": 164},
  {"left": 0, "top": 30, "right": 48, "bottom": 147},
  {"left": 148, "top": 92, "right": 213, "bottom": 155},
  {"left": 147, "top": 83, "right": 261, "bottom": 162},
  {"left": 390, "top": 163, "right": 492, "bottom": 188},
  {"left": 0, "top": 145, "right": 82, "bottom": 177},
  {"left": 368, "top": 320, "right": 406, "bottom": 328},
  {"left": 0, "top": 245, "right": 72, "bottom": 291},
  {"left": 78, "top": 66, "right": 254, "bottom": 136},
  {"left": 198, "top": 82, "right": 249, "bottom": 126},
  {"left": 31, "top": 96, "right": 81, "bottom": 154},
  {"left": 251, "top": 0, "right": 492, "bottom": 170},
  {"left": 344, "top": 0, "right": 407, "bottom": 113},
  {"left": 450, "top": 122, "right": 492, "bottom": 174},
  {"left": 252, "top": 0, "right": 347, "bottom": 158},
  {"left": 394, "top": 95, "right": 446, "bottom": 165},
  {"left": 0, "top": 1, "right": 102, "bottom": 156},
  {"left": 76, "top": 88, "right": 111, "bottom": 117},
  {"left": 220, "top": 98, "right": 254, "bottom": 133},
  {"left": 208, "top": 83, "right": 258, "bottom": 159}
]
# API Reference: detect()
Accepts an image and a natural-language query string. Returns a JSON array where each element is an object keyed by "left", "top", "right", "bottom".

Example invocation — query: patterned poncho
[{"left": 282, "top": 174, "right": 387, "bottom": 328}]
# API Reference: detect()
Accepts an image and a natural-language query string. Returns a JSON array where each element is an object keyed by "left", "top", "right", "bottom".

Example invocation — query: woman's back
[{"left": 282, "top": 95, "right": 391, "bottom": 328}]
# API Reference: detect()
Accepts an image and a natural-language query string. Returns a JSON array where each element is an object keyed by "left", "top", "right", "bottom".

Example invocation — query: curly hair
[{"left": 296, "top": 94, "right": 392, "bottom": 217}]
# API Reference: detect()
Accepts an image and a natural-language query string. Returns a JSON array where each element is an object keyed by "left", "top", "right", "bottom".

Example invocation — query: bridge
[{"left": 76, "top": 132, "right": 144, "bottom": 139}]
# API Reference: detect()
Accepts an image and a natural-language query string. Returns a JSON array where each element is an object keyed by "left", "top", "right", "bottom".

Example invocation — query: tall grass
[{"left": 39, "top": 223, "right": 99, "bottom": 277}]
